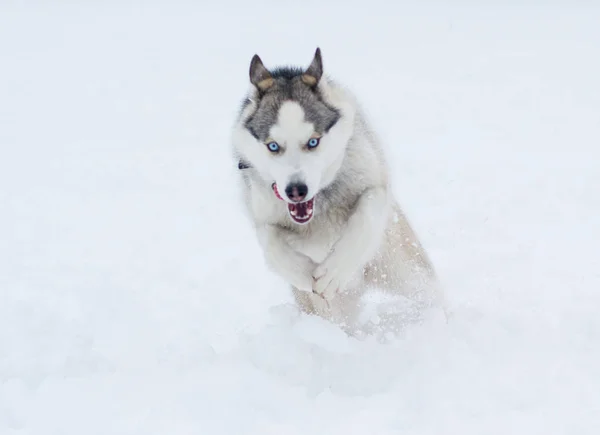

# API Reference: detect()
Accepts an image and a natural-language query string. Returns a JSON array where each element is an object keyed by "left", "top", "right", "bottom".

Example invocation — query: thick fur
[{"left": 231, "top": 49, "right": 444, "bottom": 332}]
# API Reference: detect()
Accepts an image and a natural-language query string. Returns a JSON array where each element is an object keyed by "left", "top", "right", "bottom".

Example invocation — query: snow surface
[{"left": 1, "top": 2, "right": 599, "bottom": 434}]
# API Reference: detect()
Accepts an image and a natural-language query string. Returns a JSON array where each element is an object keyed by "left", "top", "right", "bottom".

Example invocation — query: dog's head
[{"left": 234, "top": 48, "right": 352, "bottom": 224}]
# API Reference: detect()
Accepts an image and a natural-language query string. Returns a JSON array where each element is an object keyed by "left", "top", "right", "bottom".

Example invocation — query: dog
[{"left": 231, "top": 48, "right": 445, "bottom": 332}]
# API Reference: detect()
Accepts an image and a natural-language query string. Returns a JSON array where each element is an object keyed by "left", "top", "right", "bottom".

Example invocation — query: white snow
[{"left": 1, "top": 2, "right": 599, "bottom": 434}]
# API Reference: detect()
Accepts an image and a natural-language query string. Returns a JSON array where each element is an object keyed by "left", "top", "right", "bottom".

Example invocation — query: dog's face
[{"left": 234, "top": 48, "right": 350, "bottom": 224}]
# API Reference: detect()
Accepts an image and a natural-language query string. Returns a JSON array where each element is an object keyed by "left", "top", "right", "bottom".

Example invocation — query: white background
[{"left": 1, "top": 1, "right": 599, "bottom": 434}]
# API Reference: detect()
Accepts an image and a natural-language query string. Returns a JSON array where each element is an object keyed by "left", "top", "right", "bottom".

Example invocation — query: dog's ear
[
  {"left": 302, "top": 47, "right": 323, "bottom": 87},
  {"left": 249, "top": 54, "right": 274, "bottom": 92}
]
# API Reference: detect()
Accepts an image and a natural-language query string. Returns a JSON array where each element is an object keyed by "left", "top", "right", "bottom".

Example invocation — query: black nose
[{"left": 285, "top": 182, "right": 308, "bottom": 202}]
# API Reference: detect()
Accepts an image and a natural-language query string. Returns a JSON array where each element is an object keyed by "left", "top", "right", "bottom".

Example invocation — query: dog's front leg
[
  {"left": 313, "top": 186, "right": 389, "bottom": 300},
  {"left": 257, "top": 224, "right": 316, "bottom": 292}
]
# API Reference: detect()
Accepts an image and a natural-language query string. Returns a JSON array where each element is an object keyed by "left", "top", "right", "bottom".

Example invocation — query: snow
[{"left": 1, "top": 1, "right": 599, "bottom": 434}]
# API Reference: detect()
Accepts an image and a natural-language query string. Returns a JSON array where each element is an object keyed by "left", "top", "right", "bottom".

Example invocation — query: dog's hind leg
[
  {"left": 291, "top": 287, "right": 336, "bottom": 318},
  {"left": 292, "top": 286, "right": 363, "bottom": 331},
  {"left": 363, "top": 203, "right": 448, "bottom": 320},
  {"left": 293, "top": 285, "right": 366, "bottom": 336},
  {"left": 291, "top": 286, "right": 316, "bottom": 315}
]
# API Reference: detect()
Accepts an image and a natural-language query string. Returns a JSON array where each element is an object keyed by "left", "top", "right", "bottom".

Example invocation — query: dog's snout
[{"left": 285, "top": 182, "right": 308, "bottom": 203}]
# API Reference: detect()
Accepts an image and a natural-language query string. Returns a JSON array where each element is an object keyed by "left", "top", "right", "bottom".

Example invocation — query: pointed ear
[
  {"left": 302, "top": 47, "right": 323, "bottom": 87},
  {"left": 249, "top": 54, "right": 274, "bottom": 92}
]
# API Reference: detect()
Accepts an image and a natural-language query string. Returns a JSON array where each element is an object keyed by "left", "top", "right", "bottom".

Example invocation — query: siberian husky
[{"left": 231, "top": 48, "right": 445, "bottom": 332}]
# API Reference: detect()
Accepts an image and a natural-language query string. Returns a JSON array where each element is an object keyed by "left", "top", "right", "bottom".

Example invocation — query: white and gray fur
[{"left": 231, "top": 48, "right": 445, "bottom": 332}]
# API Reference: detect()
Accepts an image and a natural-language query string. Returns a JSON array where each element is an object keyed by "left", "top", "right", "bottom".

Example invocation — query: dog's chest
[
  {"left": 283, "top": 223, "right": 342, "bottom": 264},
  {"left": 280, "top": 202, "right": 351, "bottom": 263},
  {"left": 247, "top": 179, "right": 351, "bottom": 264}
]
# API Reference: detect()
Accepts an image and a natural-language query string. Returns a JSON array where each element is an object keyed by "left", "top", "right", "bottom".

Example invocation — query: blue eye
[
  {"left": 307, "top": 137, "right": 320, "bottom": 148},
  {"left": 267, "top": 142, "right": 280, "bottom": 152}
]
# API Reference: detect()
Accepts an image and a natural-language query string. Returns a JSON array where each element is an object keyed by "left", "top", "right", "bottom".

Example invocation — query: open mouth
[
  {"left": 288, "top": 198, "right": 315, "bottom": 224},
  {"left": 271, "top": 182, "right": 315, "bottom": 224}
]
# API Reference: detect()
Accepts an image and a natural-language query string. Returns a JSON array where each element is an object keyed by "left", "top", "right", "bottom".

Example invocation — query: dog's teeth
[{"left": 290, "top": 209, "right": 297, "bottom": 216}]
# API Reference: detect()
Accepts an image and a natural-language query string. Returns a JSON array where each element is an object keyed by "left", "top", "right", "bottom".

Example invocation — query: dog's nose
[{"left": 285, "top": 182, "right": 308, "bottom": 202}]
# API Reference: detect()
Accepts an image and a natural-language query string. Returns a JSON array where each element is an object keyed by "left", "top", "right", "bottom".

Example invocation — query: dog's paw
[
  {"left": 312, "top": 260, "right": 346, "bottom": 301},
  {"left": 288, "top": 256, "right": 318, "bottom": 293},
  {"left": 309, "top": 291, "right": 331, "bottom": 313}
]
